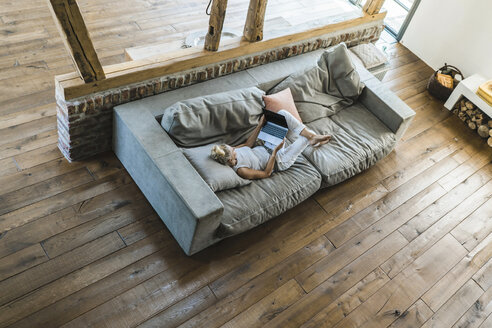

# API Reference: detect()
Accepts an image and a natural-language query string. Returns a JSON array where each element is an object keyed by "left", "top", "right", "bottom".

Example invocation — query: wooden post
[
  {"left": 243, "top": 0, "right": 268, "bottom": 42},
  {"left": 363, "top": 0, "right": 386, "bottom": 15},
  {"left": 204, "top": 0, "right": 228, "bottom": 51},
  {"left": 47, "top": 0, "right": 105, "bottom": 83}
]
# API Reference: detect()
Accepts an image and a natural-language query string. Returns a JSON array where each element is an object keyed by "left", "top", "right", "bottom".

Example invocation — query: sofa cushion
[
  {"left": 161, "top": 87, "right": 264, "bottom": 147},
  {"left": 215, "top": 155, "right": 321, "bottom": 237},
  {"left": 263, "top": 88, "right": 302, "bottom": 122},
  {"left": 299, "top": 103, "right": 396, "bottom": 186},
  {"left": 182, "top": 144, "right": 251, "bottom": 192},
  {"left": 269, "top": 43, "right": 364, "bottom": 123}
]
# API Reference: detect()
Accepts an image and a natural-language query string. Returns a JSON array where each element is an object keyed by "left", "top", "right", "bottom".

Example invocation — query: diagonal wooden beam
[
  {"left": 47, "top": 0, "right": 105, "bottom": 83},
  {"left": 204, "top": 0, "right": 228, "bottom": 51},
  {"left": 243, "top": 0, "right": 268, "bottom": 42},
  {"left": 363, "top": 0, "right": 386, "bottom": 15}
]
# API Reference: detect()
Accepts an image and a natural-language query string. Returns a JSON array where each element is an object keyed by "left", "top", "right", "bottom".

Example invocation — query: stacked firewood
[{"left": 452, "top": 98, "right": 492, "bottom": 147}]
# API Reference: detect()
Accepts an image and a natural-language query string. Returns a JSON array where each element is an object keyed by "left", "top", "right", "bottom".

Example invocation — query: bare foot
[{"left": 309, "top": 135, "right": 331, "bottom": 147}]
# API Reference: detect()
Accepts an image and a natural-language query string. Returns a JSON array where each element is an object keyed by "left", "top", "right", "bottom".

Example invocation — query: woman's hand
[
  {"left": 273, "top": 139, "right": 285, "bottom": 154},
  {"left": 260, "top": 114, "right": 267, "bottom": 127}
]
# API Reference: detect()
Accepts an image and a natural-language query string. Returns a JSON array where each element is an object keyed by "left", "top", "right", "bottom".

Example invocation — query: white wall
[{"left": 401, "top": 0, "right": 492, "bottom": 79}]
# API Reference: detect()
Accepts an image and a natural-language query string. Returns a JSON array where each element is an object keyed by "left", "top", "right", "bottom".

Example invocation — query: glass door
[{"left": 349, "top": 0, "right": 421, "bottom": 40}]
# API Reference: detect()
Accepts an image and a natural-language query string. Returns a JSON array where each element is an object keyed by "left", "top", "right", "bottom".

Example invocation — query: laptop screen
[{"left": 263, "top": 108, "right": 288, "bottom": 128}]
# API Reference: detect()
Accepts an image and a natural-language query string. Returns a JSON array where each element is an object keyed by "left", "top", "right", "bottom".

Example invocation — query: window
[{"left": 348, "top": 0, "right": 421, "bottom": 40}]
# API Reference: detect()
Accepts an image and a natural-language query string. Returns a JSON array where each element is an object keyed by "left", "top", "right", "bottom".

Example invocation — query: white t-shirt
[{"left": 233, "top": 146, "right": 270, "bottom": 172}]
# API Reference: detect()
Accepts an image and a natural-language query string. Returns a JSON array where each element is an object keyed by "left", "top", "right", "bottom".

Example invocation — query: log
[
  {"left": 243, "top": 0, "right": 269, "bottom": 42},
  {"left": 460, "top": 106, "right": 467, "bottom": 112},
  {"left": 363, "top": 0, "right": 386, "bottom": 15},
  {"left": 489, "top": 129, "right": 492, "bottom": 137},
  {"left": 204, "top": 0, "right": 228, "bottom": 51},
  {"left": 468, "top": 121, "right": 477, "bottom": 130},
  {"left": 478, "top": 125, "right": 490, "bottom": 138},
  {"left": 489, "top": 120, "right": 492, "bottom": 128},
  {"left": 47, "top": 0, "right": 105, "bottom": 82},
  {"left": 488, "top": 137, "right": 492, "bottom": 147},
  {"left": 465, "top": 101, "right": 475, "bottom": 110}
]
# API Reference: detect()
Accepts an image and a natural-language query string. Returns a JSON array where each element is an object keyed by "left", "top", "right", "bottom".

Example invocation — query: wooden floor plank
[
  {"left": 451, "top": 199, "right": 492, "bottom": 252},
  {"left": 0, "top": 232, "right": 124, "bottom": 308},
  {"left": 41, "top": 198, "right": 152, "bottom": 258},
  {"left": 0, "top": 129, "right": 58, "bottom": 161},
  {"left": 388, "top": 300, "right": 433, "bottom": 328},
  {"left": 0, "top": 158, "right": 85, "bottom": 196},
  {"left": 0, "top": 167, "right": 93, "bottom": 216},
  {"left": 0, "top": 244, "right": 48, "bottom": 282},
  {"left": 298, "top": 183, "right": 445, "bottom": 292},
  {"left": 399, "top": 173, "right": 492, "bottom": 242},
  {"left": 63, "top": 200, "right": 336, "bottom": 327},
  {"left": 13, "top": 143, "right": 63, "bottom": 170},
  {"left": 178, "top": 237, "right": 332, "bottom": 328},
  {"left": 1, "top": 231, "right": 170, "bottom": 328},
  {"left": 421, "top": 232, "right": 492, "bottom": 312},
  {"left": 333, "top": 234, "right": 467, "bottom": 328},
  {"left": 452, "top": 284, "right": 492, "bottom": 328},
  {"left": 137, "top": 286, "right": 217, "bottom": 328},
  {"left": 117, "top": 213, "right": 165, "bottom": 246},
  {"left": 0, "top": 170, "right": 132, "bottom": 234},
  {"left": 300, "top": 268, "right": 390, "bottom": 328},
  {"left": 325, "top": 155, "right": 459, "bottom": 248},
  {"left": 0, "top": 157, "right": 18, "bottom": 178},
  {"left": 421, "top": 280, "right": 483, "bottom": 328},
  {"left": 261, "top": 232, "right": 409, "bottom": 328},
  {"left": 220, "top": 279, "right": 305, "bottom": 328},
  {"left": 382, "top": 172, "right": 492, "bottom": 278}
]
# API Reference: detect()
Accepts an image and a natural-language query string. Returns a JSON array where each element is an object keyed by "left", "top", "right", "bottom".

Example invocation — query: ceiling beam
[
  {"left": 47, "top": 0, "right": 105, "bottom": 83},
  {"left": 363, "top": 0, "right": 386, "bottom": 15},
  {"left": 204, "top": 0, "right": 228, "bottom": 51},
  {"left": 243, "top": 0, "right": 269, "bottom": 42}
]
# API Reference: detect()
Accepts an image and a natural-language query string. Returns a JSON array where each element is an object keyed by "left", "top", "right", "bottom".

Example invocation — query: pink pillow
[{"left": 263, "top": 88, "right": 302, "bottom": 123}]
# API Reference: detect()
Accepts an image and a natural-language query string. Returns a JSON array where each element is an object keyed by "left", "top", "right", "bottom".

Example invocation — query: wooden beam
[
  {"left": 204, "top": 0, "right": 228, "bottom": 51},
  {"left": 56, "top": 11, "right": 386, "bottom": 100},
  {"left": 243, "top": 0, "right": 268, "bottom": 42},
  {"left": 47, "top": 0, "right": 105, "bottom": 82},
  {"left": 362, "top": 0, "right": 386, "bottom": 15}
]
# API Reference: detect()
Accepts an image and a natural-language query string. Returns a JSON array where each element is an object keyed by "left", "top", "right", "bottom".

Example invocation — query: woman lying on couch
[{"left": 210, "top": 110, "right": 331, "bottom": 180}]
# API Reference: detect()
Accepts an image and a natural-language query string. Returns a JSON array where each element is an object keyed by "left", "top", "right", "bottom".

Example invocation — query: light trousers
[{"left": 275, "top": 110, "right": 310, "bottom": 171}]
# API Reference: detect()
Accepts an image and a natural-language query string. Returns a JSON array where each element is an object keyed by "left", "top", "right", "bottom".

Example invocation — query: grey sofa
[{"left": 113, "top": 44, "right": 415, "bottom": 255}]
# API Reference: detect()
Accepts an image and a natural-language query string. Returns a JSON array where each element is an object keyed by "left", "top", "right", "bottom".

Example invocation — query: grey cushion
[
  {"left": 161, "top": 87, "right": 264, "bottom": 147},
  {"left": 270, "top": 43, "right": 364, "bottom": 123},
  {"left": 182, "top": 144, "right": 251, "bottom": 192},
  {"left": 300, "top": 103, "right": 396, "bottom": 186},
  {"left": 216, "top": 155, "right": 321, "bottom": 237},
  {"left": 350, "top": 43, "right": 388, "bottom": 70}
]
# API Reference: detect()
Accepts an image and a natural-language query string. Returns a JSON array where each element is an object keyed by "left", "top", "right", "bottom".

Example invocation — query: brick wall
[{"left": 56, "top": 22, "right": 384, "bottom": 161}]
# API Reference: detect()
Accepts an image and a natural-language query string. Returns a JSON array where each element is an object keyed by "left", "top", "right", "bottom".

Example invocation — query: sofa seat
[
  {"left": 216, "top": 155, "right": 321, "bottom": 237},
  {"left": 300, "top": 103, "right": 396, "bottom": 186}
]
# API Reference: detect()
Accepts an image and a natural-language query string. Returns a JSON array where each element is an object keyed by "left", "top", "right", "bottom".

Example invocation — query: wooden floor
[{"left": 1, "top": 0, "right": 492, "bottom": 327}]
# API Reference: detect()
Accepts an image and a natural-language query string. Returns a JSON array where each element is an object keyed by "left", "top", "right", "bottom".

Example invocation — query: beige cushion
[{"left": 263, "top": 88, "right": 302, "bottom": 122}]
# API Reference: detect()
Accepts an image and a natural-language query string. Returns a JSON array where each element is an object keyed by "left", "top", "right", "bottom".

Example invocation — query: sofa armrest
[
  {"left": 359, "top": 77, "right": 416, "bottom": 141},
  {"left": 113, "top": 106, "right": 224, "bottom": 255}
]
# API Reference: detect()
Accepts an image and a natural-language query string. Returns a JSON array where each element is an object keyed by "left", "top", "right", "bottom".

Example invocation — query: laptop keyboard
[{"left": 262, "top": 124, "right": 286, "bottom": 139}]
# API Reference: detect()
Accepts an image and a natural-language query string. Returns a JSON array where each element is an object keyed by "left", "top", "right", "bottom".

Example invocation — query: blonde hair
[{"left": 210, "top": 144, "right": 232, "bottom": 165}]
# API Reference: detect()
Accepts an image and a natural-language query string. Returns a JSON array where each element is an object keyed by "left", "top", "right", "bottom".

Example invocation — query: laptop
[{"left": 257, "top": 109, "right": 289, "bottom": 151}]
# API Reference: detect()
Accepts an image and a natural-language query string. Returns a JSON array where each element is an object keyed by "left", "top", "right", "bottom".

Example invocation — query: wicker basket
[{"left": 427, "top": 63, "right": 463, "bottom": 101}]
